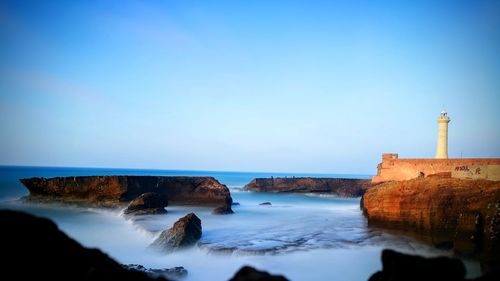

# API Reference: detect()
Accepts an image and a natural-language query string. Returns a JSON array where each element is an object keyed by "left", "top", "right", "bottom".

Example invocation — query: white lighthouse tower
[{"left": 435, "top": 110, "right": 450, "bottom": 159}]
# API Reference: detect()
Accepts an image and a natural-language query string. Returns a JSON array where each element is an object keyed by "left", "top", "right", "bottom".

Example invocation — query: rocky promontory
[
  {"left": 244, "top": 177, "right": 371, "bottom": 197},
  {"left": 361, "top": 178, "right": 500, "bottom": 270},
  {"left": 20, "top": 176, "right": 232, "bottom": 207}
]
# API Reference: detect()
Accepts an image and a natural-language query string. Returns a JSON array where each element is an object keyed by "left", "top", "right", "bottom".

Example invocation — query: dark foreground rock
[
  {"left": 244, "top": 177, "right": 371, "bottom": 197},
  {"left": 20, "top": 176, "right": 232, "bottom": 207},
  {"left": 362, "top": 178, "right": 500, "bottom": 270},
  {"left": 368, "top": 249, "right": 465, "bottom": 281},
  {"left": 369, "top": 249, "right": 500, "bottom": 281},
  {"left": 229, "top": 266, "right": 289, "bottom": 281},
  {"left": 124, "top": 192, "right": 168, "bottom": 216},
  {"left": 0, "top": 209, "right": 168, "bottom": 281},
  {"left": 150, "top": 213, "right": 202, "bottom": 253},
  {"left": 124, "top": 264, "right": 187, "bottom": 280}
]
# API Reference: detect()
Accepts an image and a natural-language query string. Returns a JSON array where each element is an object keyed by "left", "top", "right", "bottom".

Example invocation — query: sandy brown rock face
[
  {"left": 20, "top": 176, "right": 232, "bottom": 207},
  {"left": 150, "top": 213, "right": 202, "bottom": 253},
  {"left": 361, "top": 178, "right": 500, "bottom": 270},
  {"left": 244, "top": 177, "right": 371, "bottom": 197}
]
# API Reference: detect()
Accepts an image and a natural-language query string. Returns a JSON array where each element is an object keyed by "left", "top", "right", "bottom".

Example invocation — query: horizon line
[{"left": 0, "top": 164, "right": 374, "bottom": 177}]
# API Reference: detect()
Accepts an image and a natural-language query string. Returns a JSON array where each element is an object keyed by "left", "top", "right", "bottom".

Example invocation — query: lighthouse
[{"left": 435, "top": 110, "right": 450, "bottom": 159}]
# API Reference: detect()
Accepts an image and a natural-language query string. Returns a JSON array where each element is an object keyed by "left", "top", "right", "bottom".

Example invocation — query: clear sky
[{"left": 0, "top": 0, "right": 499, "bottom": 174}]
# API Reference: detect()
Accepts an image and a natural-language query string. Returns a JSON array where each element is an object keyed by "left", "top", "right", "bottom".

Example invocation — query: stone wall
[{"left": 372, "top": 153, "right": 500, "bottom": 183}]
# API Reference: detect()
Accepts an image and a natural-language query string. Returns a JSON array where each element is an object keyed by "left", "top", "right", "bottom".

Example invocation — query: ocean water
[{"left": 0, "top": 166, "right": 481, "bottom": 281}]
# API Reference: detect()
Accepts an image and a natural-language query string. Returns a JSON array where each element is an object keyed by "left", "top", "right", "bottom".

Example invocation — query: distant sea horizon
[
  {"left": 0, "top": 165, "right": 372, "bottom": 200},
  {"left": 0, "top": 164, "right": 373, "bottom": 179}
]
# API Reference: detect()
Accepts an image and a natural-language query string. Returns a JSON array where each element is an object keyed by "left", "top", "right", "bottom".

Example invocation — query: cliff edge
[
  {"left": 244, "top": 177, "right": 371, "bottom": 197},
  {"left": 361, "top": 177, "right": 500, "bottom": 270},
  {"left": 20, "top": 176, "right": 232, "bottom": 207}
]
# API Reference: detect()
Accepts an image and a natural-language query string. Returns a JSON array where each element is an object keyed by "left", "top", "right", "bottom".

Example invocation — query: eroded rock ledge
[
  {"left": 361, "top": 178, "right": 500, "bottom": 270},
  {"left": 244, "top": 177, "right": 371, "bottom": 197},
  {"left": 20, "top": 176, "right": 232, "bottom": 207}
]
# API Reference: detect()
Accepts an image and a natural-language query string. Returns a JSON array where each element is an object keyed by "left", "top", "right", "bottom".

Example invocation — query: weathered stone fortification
[
  {"left": 362, "top": 177, "right": 500, "bottom": 269},
  {"left": 244, "top": 177, "right": 371, "bottom": 197},
  {"left": 20, "top": 176, "right": 232, "bottom": 207},
  {"left": 372, "top": 153, "right": 500, "bottom": 183}
]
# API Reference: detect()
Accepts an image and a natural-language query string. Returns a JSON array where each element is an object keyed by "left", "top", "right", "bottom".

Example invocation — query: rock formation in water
[
  {"left": 20, "top": 176, "right": 232, "bottom": 207},
  {"left": 150, "top": 213, "right": 202, "bottom": 253},
  {"left": 212, "top": 197, "right": 234, "bottom": 215},
  {"left": 0, "top": 209, "right": 168, "bottom": 281},
  {"left": 362, "top": 178, "right": 500, "bottom": 271},
  {"left": 244, "top": 177, "right": 371, "bottom": 197},
  {"left": 212, "top": 204, "right": 234, "bottom": 215},
  {"left": 123, "top": 192, "right": 168, "bottom": 216}
]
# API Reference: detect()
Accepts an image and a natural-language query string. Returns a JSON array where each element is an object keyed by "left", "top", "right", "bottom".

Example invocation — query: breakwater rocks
[
  {"left": 20, "top": 176, "right": 232, "bottom": 207},
  {"left": 244, "top": 177, "right": 371, "bottom": 197},
  {"left": 362, "top": 178, "right": 500, "bottom": 270}
]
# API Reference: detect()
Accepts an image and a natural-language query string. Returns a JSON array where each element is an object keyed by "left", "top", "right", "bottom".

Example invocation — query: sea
[{"left": 0, "top": 166, "right": 481, "bottom": 281}]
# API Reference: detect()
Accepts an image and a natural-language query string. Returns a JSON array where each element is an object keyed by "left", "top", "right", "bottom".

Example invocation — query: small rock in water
[
  {"left": 212, "top": 197, "right": 234, "bottom": 215},
  {"left": 123, "top": 192, "right": 168, "bottom": 216},
  {"left": 259, "top": 202, "right": 272, "bottom": 206},
  {"left": 229, "top": 266, "right": 289, "bottom": 281},
  {"left": 124, "top": 264, "right": 188, "bottom": 280},
  {"left": 231, "top": 202, "right": 240, "bottom": 206},
  {"left": 149, "top": 213, "right": 202, "bottom": 253},
  {"left": 212, "top": 205, "right": 234, "bottom": 215}
]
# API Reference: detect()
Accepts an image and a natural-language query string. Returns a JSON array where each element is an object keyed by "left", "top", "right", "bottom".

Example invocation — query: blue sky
[{"left": 0, "top": 0, "right": 499, "bottom": 174}]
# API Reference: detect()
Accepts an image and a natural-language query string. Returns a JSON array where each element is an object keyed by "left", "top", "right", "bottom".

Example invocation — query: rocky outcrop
[
  {"left": 20, "top": 176, "right": 232, "bottom": 207},
  {"left": 228, "top": 266, "right": 289, "bottom": 281},
  {"left": 0, "top": 209, "right": 168, "bottom": 281},
  {"left": 124, "top": 192, "right": 168, "bottom": 216},
  {"left": 244, "top": 177, "right": 371, "bottom": 197},
  {"left": 150, "top": 213, "right": 202, "bottom": 253},
  {"left": 362, "top": 178, "right": 500, "bottom": 270}
]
